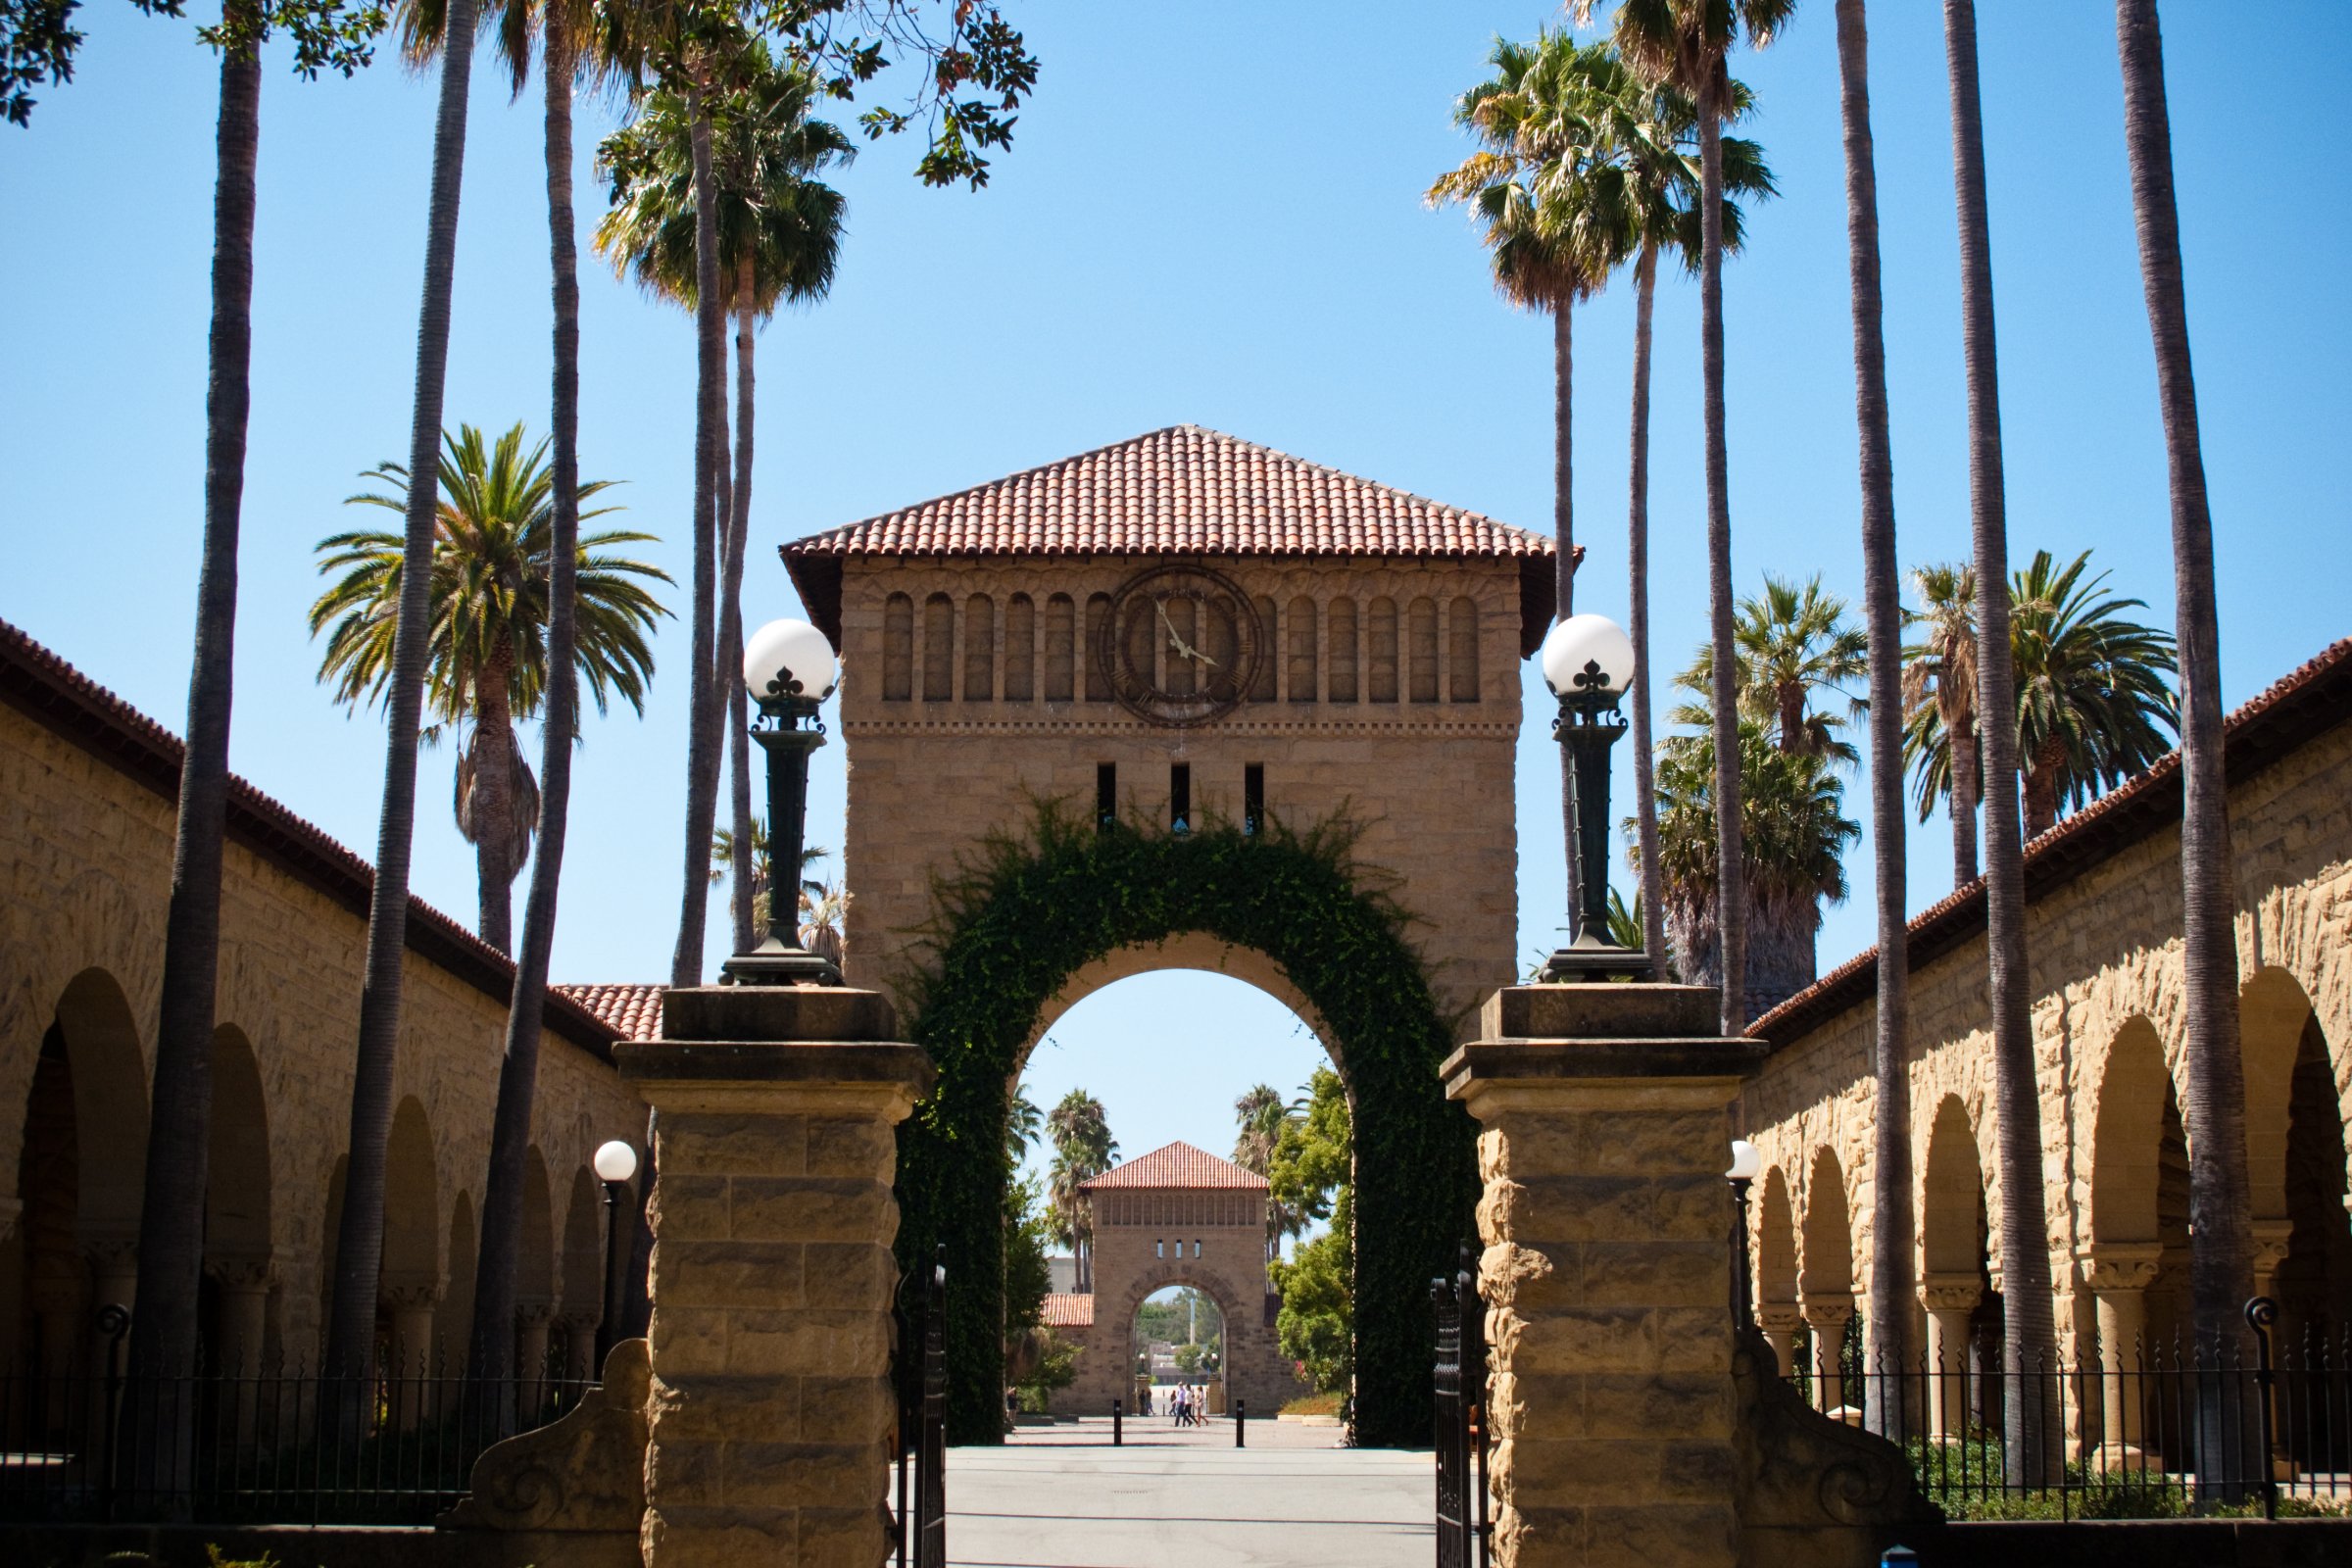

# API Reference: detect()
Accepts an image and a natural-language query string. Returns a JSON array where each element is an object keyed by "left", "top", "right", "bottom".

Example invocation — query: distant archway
[
  {"left": 1921, "top": 1096, "right": 1986, "bottom": 1282},
  {"left": 896, "top": 809, "right": 1469, "bottom": 1446}
]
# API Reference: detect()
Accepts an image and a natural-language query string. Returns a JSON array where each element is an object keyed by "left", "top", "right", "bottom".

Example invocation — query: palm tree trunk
[
  {"left": 1836, "top": 0, "right": 1914, "bottom": 1438},
  {"left": 723, "top": 253, "right": 759, "bottom": 956},
  {"left": 127, "top": 6, "right": 263, "bottom": 1385},
  {"left": 1943, "top": 0, "right": 2056, "bottom": 1485},
  {"left": 1697, "top": 86, "right": 1747, "bottom": 1035},
  {"left": 1626, "top": 247, "right": 1667, "bottom": 979},
  {"left": 324, "top": 0, "right": 483, "bottom": 1393},
  {"left": 1552, "top": 304, "right": 1580, "bottom": 926},
  {"left": 467, "top": 7, "right": 583, "bottom": 1403},
  {"left": 2115, "top": 0, "right": 2252, "bottom": 1498},
  {"left": 668, "top": 72, "right": 726, "bottom": 988},
  {"left": 1951, "top": 711, "right": 1981, "bottom": 885},
  {"left": 2022, "top": 734, "right": 2065, "bottom": 840},
  {"left": 471, "top": 655, "right": 517, "bottom": 952}
]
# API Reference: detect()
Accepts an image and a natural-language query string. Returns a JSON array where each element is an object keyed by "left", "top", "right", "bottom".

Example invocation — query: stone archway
[{"left": 892, "top": 808, "right": 1473, "bottom": 1446}]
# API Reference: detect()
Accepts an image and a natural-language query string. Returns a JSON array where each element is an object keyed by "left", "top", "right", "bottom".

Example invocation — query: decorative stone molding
[
  {"left": 1732, "top": 1327, "right": 1940, "bottom": 1568},
  {"left": 205, "top": 1255, "right": 275, "bottom": 1294},
  {"left": 515, "top": 1298, "right": 559, "bottom": 1330},
  {"left": 439, "top": 1337, "right": 651, "bottom": 1568},
  {"left": 1801, "top": 1294, "right": 1856, "bottom": 1330},
  {"left": 2250, "top": 1218, "right": 2292, "bottom": 1287}
]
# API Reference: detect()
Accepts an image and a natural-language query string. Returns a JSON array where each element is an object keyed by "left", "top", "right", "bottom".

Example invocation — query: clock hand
[{"left": 1154, "top": 600, "right": 1218, "bottom": 669}]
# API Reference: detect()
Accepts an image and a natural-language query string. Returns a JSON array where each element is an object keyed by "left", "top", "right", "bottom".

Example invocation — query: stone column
[
  {"left": 207, "top": 1256, "right": 274, "bottom": 1375},
  {"left": 617, "top": 983, "right": 934, "bottom": 1568},
  {"left": 2250, "top": 1219, "right": 2291, "bottom": 1307},
  {"left": 561, "top": 1312, "right": 600, "bottom": 1385},
  {"left": 1755, "top": 1306, "right": 1801, "bottom": 1382},
  {"left": 2076, "top": 1244, "right": 2160, "bottom": 1466},
  {"left": 1918, "top": 1274, "right": 1980, "bottom": 1444},
  {"left": 1801, "top": 1296, "right": 1855, "bottom": 1418},
  {"left": 516, "top": 1300, "right": 557, "bottom": 1423},
  {"left": 1442, "top": 983, "right": 1766, "bottom": 1568},
  {"left": 383, "top": 1281, "right": 440, "bottom": 1431}
]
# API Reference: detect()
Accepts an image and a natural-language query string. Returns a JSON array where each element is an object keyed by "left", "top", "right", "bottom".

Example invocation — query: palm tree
[
  {"left": 1642, "top": 718, "right": 1858, "bottom": 1017},
  {"left": 1588, "top": 0, "right": 1796, "bottom": 1035},
  {"left": 1900, "top": 563, "right": 1981, "bottom": 887},
  {"left": 1046, "top": 1089, "right": 1117, "bottom": 1292},
  {"left": 2113, "top": 1, "right": 2252, "bottom": 1494},
  {"left": 322, "top": 0, "right": 486, "bottom": 1396},
  {"left": 126, "top": 0, "right": 380, "bottom": 1390},
  {"left": 1006, "top": 1081, "right": 1042, "bottom": 1168},
  {"left": 1901, "top": 551, "right": 2178, "bottom": 843},
  {"left": 1602, "top": 70, "right": 1773, "bottom": 981},
  {"left": 1677, "top": 574, "right": 1867, "bottom": 761},
  {"left": 1429, "top": 29, "right": 1625, "bottom": 920},
  {"left": 796, "top": 876, "right": 848, "bottom": 969},
  {"left": 1830, "top": 0, "right": 1913, "bottom": 1436},
  {"left": 2011, "top": 550, "right": 2177, "bottom": 838},
  {"left": 1941, "top": 0, "right": 2055, "bottom": 1484},
  {"left": 310, "top": 424, "right": 668, "bottom": 946},
  {"left": 596, "top": 47, "right": 851, "bottom": 956}
]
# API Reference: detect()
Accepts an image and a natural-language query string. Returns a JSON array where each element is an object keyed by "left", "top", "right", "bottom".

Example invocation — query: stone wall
[
  {"left": 0, "top": 673, "right": 647, "bottom": 1376},
  {"left": 835, "top": 555, "right": 1525, "bottom": 1035},
  {"left": 1739, "top": 690, "right": 2352, "bottom": 1396}
]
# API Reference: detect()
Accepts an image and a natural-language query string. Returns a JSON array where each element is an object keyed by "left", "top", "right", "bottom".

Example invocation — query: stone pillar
[
  {"left": 2076, "top": 1244, "right": 2160, "bottom": 1465},
  {"left": 207, "top": 1256, "right": 274, "bottom": 1375},
  {"left": 516, "top": 1300, "right": 557, "bottom": 1423},
  {"left": 616, "top": 983, "right": 934, "bottom": 1568},
  {"left": 1918, "top": 1275, "right": 1980, "bottom": 1444},
  {"left": 1801, "top": 1296, "right": 1855, "bottom": 1418},
  {"left": 383, "top": 1281, "right": 440, "bottom": 1431},
  {"left": 1442, "top": 983, "right": 1766, "bottom": 1568},
  {"left": 562, "top": 1312, "right": 600, "bottom": 1385},
  {"left": 2250, "top": 1218, "right": 2291, "bottom": 1307},
  {"left": 1756, "top": 1306, "right": 1801, "bottom": 1382}
]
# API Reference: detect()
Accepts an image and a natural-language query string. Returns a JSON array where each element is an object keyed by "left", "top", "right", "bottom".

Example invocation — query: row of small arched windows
[{"left": 879, "top": 591, "right": 1483, "bottom": 706}]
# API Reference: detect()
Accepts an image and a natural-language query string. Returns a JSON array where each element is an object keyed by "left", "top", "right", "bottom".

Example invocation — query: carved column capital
[
  {"left": 2250, "top": 1219, "right": 2292, "bottom": 1284},
  {"left": 2076, "top": 1242, "right": 2162, "bottom": 1295},
  {"left": 1918, "top": 1273, "right": 1982, "bottom": 1314},
  {"left": 1756, "top": 1304, "right": 1803, "bottom": 1336},
  {"left": 205, "top": 1255, "right": 275, "bottom": 1295},
  {"left": 1801, "top": 1292, "right": 1855, "bottom": 1331},
  {"left": 381, "top": 1279, "right": 440, "bottom": 1313},
  {"left": 515, "top": 1299, "right": 558, "bottom": 1331}
]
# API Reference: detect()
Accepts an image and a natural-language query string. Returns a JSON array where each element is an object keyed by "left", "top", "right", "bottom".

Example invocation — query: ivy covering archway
[{"left": 893, "top": 803, "right": 1476, "bottom": 1447}]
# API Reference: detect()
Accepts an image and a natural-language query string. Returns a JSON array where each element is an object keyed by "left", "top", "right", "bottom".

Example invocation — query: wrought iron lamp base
[
  {"left": 720, "top": 940, "right": 844, "bottom": 987},
  {"left": 1538, "top": 931, "right": 1648, "bottom": 983}
]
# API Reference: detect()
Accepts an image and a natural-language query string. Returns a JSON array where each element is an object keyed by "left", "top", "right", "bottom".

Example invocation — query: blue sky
[{"left": 6, "top": 3, "right": 2346, "bottom": 1179}]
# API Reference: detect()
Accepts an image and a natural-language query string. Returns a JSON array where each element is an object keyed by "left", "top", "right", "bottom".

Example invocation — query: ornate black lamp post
[
  {"left": 722, "top": 617, "right": 843, "bottom": 987},
  {"left": 1537, "top": 612, "right": 1643, "bottom": 981},
  {"left": 1725, "top": 1139, "right": 1760, "bottom": 1328},
  {"left": 593, "top": 1138, "right": 639, "bottom": 1365}
]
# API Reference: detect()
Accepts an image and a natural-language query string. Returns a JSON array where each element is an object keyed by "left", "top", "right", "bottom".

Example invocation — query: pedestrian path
[{"left": 944, "top": 1416, "right": 1432, "bottom": 1568}]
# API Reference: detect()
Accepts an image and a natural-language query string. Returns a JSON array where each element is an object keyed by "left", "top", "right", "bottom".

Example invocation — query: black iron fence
[
  {"left": 0, "top": 1306, "right": 595, "bottom": 1525},
  {"left": 895, "top": 1248, "right": 946, "bottom": 1568},
  {"left": 1782, "top": 1298, "right": 2350, "bottom": 1521},
  {"left": 1434, "top": 1245, "right": 1492, "bottom": 1568}
]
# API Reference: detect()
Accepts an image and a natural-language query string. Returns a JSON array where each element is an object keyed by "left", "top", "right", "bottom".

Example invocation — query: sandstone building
[
  {"left": 1038, "top": 1140, "right": 1303, "bottom": 1417},
  {"left": 1737, "top": 636, "right": 2352, "bottom": 1459},
  {"left": 0, "top": 618, "right": 649, "bottom": 1386}
]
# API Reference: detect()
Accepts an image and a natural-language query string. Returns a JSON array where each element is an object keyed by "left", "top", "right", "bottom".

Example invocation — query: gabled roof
[
  {"left": 0, "top": 616, "right": 622, "bottom": 1058},
  {"left": 780, "top": 424, "right": 1564, "bottom": 656},
  {"left": 1077, "top": 1140, "right": 1268, "bottom": 1193},
  {"left": 1749, "top": 635, "right": 2352, "bottom": 1049}
]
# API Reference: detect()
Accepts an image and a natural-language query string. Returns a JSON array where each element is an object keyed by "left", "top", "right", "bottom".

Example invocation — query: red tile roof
[
  {"left": 0, "top": 615, "right": 623, "bottom": 1058},
  {"left": 555, "top": 983, "right": 664, "bottom": 1042},
  {"left": 1042, "top": 1293, "right": 1095, "bottom": 1329},
  {"left": 779, "top": 424, "right": 1566, "bottom": 656},
  {"left": 1078, "top": 1141, "right": 1268, "bottom": 1192},
  {"left": 1749, "top": 635, "right": 2352, "bottom": 1049}
]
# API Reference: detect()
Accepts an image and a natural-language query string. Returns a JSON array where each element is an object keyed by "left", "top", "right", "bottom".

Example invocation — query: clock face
[{"left": 1094, "top": 564, "right": 1265, "bottom": 728}]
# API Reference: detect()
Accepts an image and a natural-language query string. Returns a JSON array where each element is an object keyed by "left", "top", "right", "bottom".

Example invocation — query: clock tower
[{"left": 781, "top": 423, "right": 1560, "bottom": 1034}]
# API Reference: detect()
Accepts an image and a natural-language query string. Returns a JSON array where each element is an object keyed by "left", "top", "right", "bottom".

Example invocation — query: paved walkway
[{"left": 942, "top": 1416, "right": 1432, "bottom": 1568}]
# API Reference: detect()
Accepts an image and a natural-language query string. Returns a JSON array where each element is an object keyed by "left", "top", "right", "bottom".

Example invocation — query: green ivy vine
[{"left": 892, "top": 799, "right": 1476, "bottom": 1447}]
